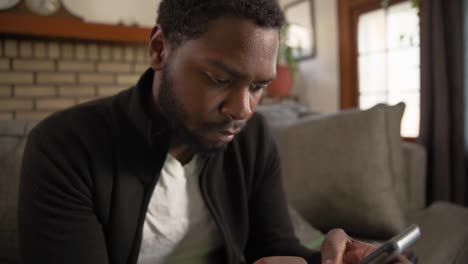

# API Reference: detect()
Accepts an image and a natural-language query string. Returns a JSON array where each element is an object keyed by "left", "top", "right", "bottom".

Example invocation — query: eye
[
  {"left": 205, "top": 72, "right": 232, "bottom": 87},
  {"left": 213, "top": 78, "right": 232, "bottom": 86},
  {"left": 250, "top": 83, "right": 267, "bottom": 92}
]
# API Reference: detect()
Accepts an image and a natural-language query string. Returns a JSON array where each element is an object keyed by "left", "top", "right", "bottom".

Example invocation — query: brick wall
[{"left": 0, "top": 37, "right": 150, "bottom": 121}]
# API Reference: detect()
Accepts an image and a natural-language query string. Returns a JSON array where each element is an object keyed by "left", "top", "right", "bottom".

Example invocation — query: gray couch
[
  {"left": 1, "top": 103, "right": 468, "bottom": 263},
  {"left": 1, "top": 120, "right": 36, "bottom": 264},
  {"left": 259, "top": 102, "right": 468, "bottom": 263}
]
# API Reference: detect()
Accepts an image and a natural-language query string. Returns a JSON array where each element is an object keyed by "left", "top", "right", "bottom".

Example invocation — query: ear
[{"left": 148, "top": 25, "right": 170, "bottom": 71}]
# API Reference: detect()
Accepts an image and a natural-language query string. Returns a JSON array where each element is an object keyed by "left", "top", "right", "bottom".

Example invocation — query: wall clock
[
  {"left": 0, "top": 0, "right": 20, "bottom": 10},
  {"left": 61, "top": 0, "right": 156, "bottom": 27},
  {"left": 25, "top": 0, "right": 61, "bottom": 16}
]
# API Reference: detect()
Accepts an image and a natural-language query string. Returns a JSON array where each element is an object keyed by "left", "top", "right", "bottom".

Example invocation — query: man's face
[{"left": 154, "top": 17, "right": 279, "bottom": 154}]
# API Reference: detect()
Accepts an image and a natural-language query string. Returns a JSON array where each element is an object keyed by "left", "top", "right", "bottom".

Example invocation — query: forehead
[{"left": 172, "top": 17, "right": 279, "bottom": 78}]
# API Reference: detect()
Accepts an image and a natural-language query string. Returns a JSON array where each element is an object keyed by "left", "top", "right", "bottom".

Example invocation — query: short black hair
[{"left": 156, "top": 0, "right": 285, "bottom": 46}]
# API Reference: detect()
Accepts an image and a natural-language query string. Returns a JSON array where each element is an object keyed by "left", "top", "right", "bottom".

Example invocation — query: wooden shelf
[{"left": 0, "top": 13, "right": 152, "bottom": 44}]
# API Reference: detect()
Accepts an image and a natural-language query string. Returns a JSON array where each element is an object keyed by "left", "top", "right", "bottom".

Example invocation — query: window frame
[
  {"left": 338, "top": 0, "right": 412, "bottom": 109},
  {"left": 338, "top": 0, "right": 418, "bottom": 140}
]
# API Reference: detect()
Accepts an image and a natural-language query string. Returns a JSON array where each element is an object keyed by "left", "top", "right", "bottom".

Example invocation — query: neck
[{"left": 169, "top": 142, "right": 194, "bottom": 165}]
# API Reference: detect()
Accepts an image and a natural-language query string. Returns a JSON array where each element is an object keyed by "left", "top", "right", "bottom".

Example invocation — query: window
[{"left": 357, "top": 1, "right": 420, "bottom": 137}]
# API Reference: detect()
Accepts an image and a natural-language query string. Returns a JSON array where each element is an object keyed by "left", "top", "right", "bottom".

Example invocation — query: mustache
[{"left": 202, "top": 117, "right": 246, "bottom": 132}]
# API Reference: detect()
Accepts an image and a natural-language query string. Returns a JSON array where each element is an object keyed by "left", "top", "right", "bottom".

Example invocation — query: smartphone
[{"left": 359, "top": 224, "right": 421, "bottom": 264}]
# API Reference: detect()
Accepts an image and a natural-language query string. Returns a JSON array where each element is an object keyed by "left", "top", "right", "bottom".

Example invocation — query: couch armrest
[
  {"left": 408, "top": 202, "right": 468, "bottom": 264},
  {"left": 402, "top": 141, "right": 427, "bottom": 213}
]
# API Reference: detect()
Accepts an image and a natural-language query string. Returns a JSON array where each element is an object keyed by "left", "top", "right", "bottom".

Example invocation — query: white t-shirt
[{"left": 137, "top": 154, "right": 222, "bottom": 264}]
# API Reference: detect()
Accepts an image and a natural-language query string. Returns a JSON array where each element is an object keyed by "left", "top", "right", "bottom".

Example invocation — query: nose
[{"left": 220, "top": 86, "right": 253, "bottom": 120}]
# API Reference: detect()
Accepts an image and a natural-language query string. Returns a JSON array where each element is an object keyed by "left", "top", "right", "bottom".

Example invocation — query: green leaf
[
  {"left": 381, "top": 0, "right": 419, "bottom": 10},
  {"left": 380, "top": 0, "right": 390, "bottom": 8},
  {"left": 277, "top": 22, "right": 297, "bottom": 78}
]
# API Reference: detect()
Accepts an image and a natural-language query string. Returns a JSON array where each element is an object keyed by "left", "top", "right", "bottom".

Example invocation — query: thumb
[
  {"left": 320, "top": 228, "right": 351, "bottom": 264},
  {"left": 321, "top": 245, "right": 342, "bottom": 264}
]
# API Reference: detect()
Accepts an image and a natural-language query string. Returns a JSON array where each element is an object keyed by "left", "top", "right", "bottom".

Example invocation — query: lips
[
  {"left": 216, "top": 129, "right": 239, "bottom": 143},
  {"left": 219, "top": 129, "right": 239, "bottom": 135},
  {"left": 204, "top": 120, "right": 245, "bottom": 144}
]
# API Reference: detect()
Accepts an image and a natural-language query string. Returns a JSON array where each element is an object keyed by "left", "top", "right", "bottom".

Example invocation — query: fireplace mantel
[{"left": 0, "top": 13, "right": 152, "bottom": 43}]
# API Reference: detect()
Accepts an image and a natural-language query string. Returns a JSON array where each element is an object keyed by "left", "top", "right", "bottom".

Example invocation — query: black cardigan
[{"left": 18, "top": 69, "right": 320, "bottom": 264}]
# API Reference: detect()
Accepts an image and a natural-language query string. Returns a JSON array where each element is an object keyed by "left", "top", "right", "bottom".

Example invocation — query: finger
[
  {"left": 342, "top": 240, "right": 376, "bottom": 263},
  {"left": 320, "top": 228, "right": 351, "bottom": 264},
  {"left": 253, "top": 256, "right": 308, "bottom": 264},
  {"left": 401, "top": 249, "right": 416, "bottom": 261},
  {"left": 346, "top": 240, "right": 376, "bottom": 258},
  {"left": 392, "top": 255, "right": 413, "bottom": 264}
]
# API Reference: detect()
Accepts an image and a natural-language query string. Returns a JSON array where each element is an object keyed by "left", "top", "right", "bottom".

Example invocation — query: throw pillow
[
  {"left": 382, "top": 103, "right": 408, "bottom": 212},
  {"left": 276, "top": 103, "right": 406, "bottom": 239}
]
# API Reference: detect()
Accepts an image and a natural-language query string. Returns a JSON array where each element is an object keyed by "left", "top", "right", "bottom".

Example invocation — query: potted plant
[
  {"left": 381, "top": 0, "right": 420, "bottom": 9},
  {"left": 267, "top": 23, "right": 297, "bottom": 98}
]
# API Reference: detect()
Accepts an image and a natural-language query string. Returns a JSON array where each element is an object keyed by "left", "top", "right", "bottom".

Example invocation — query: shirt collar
[{"left": 128, "top": 67, "right": 169, "bottom": 146}]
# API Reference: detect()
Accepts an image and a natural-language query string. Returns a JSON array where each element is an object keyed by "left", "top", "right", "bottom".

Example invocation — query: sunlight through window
[{"left": 358, "top": 1, "right": 420, "bottom": 138}]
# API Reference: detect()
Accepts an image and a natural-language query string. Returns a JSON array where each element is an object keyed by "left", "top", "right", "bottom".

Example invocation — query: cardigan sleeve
[
  {"left": 244, "top": 115, "right": 321, "bottom": 264},
  {"left": 18, "top": 118, "right": 109, "bottom": 264}
]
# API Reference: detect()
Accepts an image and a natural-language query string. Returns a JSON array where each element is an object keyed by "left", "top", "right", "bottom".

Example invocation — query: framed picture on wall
[{"left": 284, "top": 0, "right": 316, "bottom": 60}]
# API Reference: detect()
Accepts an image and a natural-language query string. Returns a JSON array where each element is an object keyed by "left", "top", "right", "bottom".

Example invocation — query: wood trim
[
  {"left": 403, "top": 137, "right": 417, "bottom": 143},
  {"left": 338, "top": 0, "right": 351, "bottom": 109},
  {"left": 338, "top": 0, "right": 408, "bottom": 109},
  {"left": 0, "top": 13, "right": 152, "bottom": 43},
  {"left": 338, "top": 0, "right": 358, "bottom": 109}
]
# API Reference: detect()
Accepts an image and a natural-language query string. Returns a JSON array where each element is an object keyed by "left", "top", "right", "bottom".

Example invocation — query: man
[{"left": 18, "top": 0, "right": 410, "bottom": 263}]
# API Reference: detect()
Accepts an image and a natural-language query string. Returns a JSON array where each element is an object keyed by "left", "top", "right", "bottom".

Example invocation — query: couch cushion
[
  {"left": 276, "top": 103, "right": 406, "bottom": 239},
  {"left": 386, "top": 103, "right": 407, "bottom": 212},
  {"left": 401, "top": 142, "right": 427, "bottom": 213},
  {"left": 408, "top": 202, "right": 468, "bottom": 264},
  {"left": 0, "top": 121, "right": 37, "bottom": 263}
]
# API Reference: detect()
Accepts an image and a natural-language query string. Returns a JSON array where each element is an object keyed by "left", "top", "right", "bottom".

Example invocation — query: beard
[{"left": 156, "top": 63, "right": 245, "bottom": 156}]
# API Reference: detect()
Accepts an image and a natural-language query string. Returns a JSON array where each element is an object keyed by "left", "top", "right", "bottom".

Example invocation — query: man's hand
[
  {"left": 253, "top": 256, "right": 307, "bottom": 264},
  {"left": 320, "top": 229, "right": 412, "bottom": 264}
]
